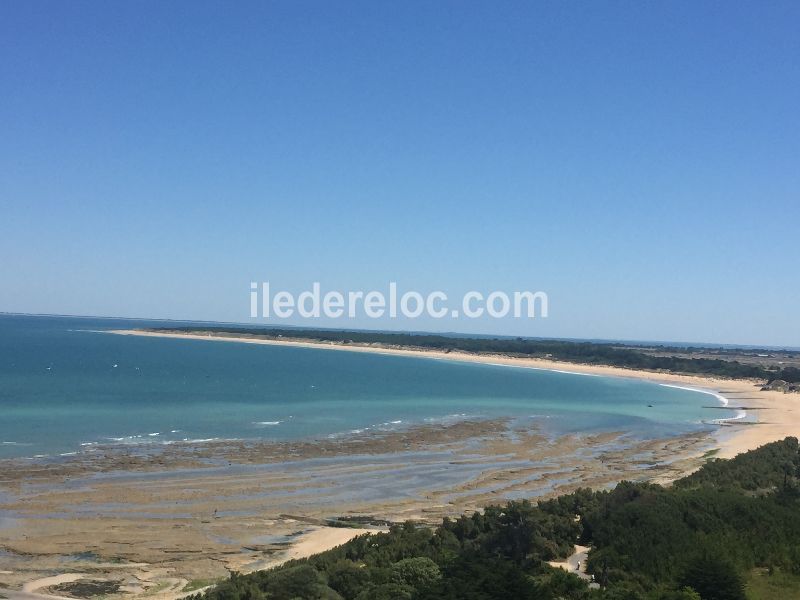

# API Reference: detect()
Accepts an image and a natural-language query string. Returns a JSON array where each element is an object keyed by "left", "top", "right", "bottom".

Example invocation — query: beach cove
[{"left": 0, "top": 317, "right": 795, "bottom": 595}]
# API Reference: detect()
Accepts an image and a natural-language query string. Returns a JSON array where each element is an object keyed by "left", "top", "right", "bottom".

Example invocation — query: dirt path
[{"left": 548, "top": 545, "right": 591, "bottom": 580}]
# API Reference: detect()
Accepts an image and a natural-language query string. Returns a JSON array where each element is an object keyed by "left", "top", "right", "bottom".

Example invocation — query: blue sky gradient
[{"left": 1, "top": 2, "right": 798, "bottom": 345}]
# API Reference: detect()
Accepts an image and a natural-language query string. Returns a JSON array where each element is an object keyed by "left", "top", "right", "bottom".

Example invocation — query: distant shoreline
[{"left": 109, "top": 328, "right": 798, "bottom": 459}]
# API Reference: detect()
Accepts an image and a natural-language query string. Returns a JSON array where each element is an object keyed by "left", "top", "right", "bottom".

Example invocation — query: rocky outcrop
[{"left": 761, "top": 379, "right": 800, "bottom": 393}]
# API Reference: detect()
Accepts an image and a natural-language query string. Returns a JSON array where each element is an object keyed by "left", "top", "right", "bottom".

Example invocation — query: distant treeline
[
  {"left": 149, "top": 327, "right": 800, "bottom": 384},
  {"left": 193, "top": 437, "right": 800, "bottom": 600}
]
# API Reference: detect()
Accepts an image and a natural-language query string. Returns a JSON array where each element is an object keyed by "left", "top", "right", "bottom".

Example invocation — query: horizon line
[{"left": 2, "top": 311, "right": 798, "bottom": 353}]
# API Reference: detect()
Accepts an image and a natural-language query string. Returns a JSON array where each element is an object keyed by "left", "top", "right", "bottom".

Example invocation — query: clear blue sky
[{"left": 2, "top": 1, "right": 798, "bottom": 346}]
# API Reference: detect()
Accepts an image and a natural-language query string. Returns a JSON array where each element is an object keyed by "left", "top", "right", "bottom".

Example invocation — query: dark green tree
[
  {"left": 678, "top": 556, "right": 745, "bottom": 600},
  {"left": 326, "top": 560, "right": 369, "bottom": 600},
  {"left": 389, "top": 556, "right": 441, "bottom": 588}
]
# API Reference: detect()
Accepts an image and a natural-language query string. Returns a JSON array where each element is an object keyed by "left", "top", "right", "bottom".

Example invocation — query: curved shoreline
[
  {"left": 435, "top": 354, "right": 741, "bottom": 424},
  {"left": 107, "top": 328, "right": 796, "bottom": 459},
  {"left": 2, "top": 329, "right": 789, "bottom": 593},
  {"left": 657, "top": 383, "right": 748, "bottom": 424}
]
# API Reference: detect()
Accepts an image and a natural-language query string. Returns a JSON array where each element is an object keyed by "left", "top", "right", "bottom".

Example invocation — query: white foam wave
[
  {"left": 550, "top": 369, "right": 601, "bottom": 377},
  {"left": 708, "top": 408, "right": 748, "bottom": 425},
  {"left": 660, "top": 383, "right": 728, "bottom": 405},
  {"left": 103, "top": 435, "right": 143, "bottom": 443},
  {"left": 659, "top": 383, "right": 747, "bottom": 424},
  {"left": 422, "top": 413, "right": 477, "bottom": 425},
  {"left": 476, "top": 361, "right": 601, "bottom": 377}
]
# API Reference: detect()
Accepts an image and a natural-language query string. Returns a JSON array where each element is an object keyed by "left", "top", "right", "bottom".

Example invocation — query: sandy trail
[
  {"left": 2, "top": 591, "right": 75, "bottom": 600},
  {"left": 0, "top": 574, "right": 91, "bottom": 600},
  {"left": 22, "top": 575, "right": 90, "bottom": 593},
  {"left": 548, "top": 545, "right": 591, "bottom": 580}
]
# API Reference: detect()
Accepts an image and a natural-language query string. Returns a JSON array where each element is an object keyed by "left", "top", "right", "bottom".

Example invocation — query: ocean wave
[
  {"left": 327, "top": 428, "right": 368, "bottom": 439},
  {"left": 660, "top": 383, "right": 746, "bottom": 423},
  {"left": 97, "top": 434, "right": 164, "bottom": 445},
  {"left": 103, "top": 435, "right": 143, "bottom": 443},
  {"left": 481, "top": 361, "right": 601, "bottom": 377},
  {"left": 254, "top": 421, "right": 282, "bottom": 426},
  {"left": 659, "top": 383, "right": 728, "bottom": 404},
  {"left": 549, "top": 369, "right": 601, "bottom": 377},
  {"left": 660, "top": 383, "right": 731, "bottom": 406},
  {"left": 423, "top": 413, "right": 477, "bottom": 424},
  {"left": 708, "top": 409, "right": 749, "bottom": 425}
]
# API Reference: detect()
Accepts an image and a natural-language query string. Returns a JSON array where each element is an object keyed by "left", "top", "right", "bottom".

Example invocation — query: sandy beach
[
  {"left": 0, "top": 328, "right": 796, "bottom": 597},
  {"left": 109, "top": 329, "right": 799, "bottom": 459}
]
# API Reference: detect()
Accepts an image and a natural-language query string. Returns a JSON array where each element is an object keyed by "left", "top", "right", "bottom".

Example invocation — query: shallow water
[{"left": 0, "top": 314, "right": 736, "bottom": 458}]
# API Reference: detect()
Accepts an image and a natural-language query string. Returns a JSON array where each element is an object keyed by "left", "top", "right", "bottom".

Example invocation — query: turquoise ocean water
[{"left": 0, "top": 315, "right": 737, "bottom": 459}]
